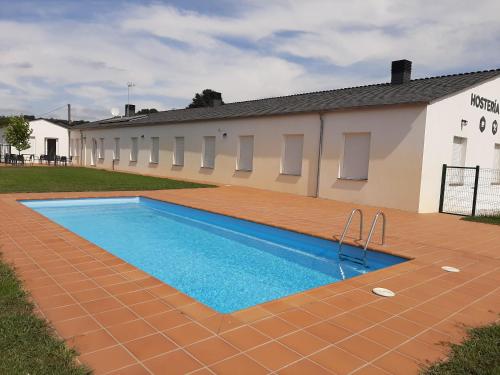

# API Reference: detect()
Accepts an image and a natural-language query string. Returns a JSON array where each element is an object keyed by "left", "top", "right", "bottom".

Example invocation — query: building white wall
[
  {"left": 68, "top": 77, "right": 498, "bottom": 213},
  {"left": 71, "top": 105, "right": 429, "bottom": 211},
  {"left": 0, "top": 119, "right": 69, "bottom": 157},
  {"left": 318, "top": 105, "right": 428, "bottom": 212},
  {"left": 419, "top": 76, "right": 500, "bottom": 212},
  {"left": 71, "top": 114, "right": 321, "bottom": 196}
]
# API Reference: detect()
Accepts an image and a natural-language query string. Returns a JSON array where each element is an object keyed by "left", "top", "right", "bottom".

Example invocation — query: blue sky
[{"left": 1, "top": 0, "right": 499, "bottom": 120}]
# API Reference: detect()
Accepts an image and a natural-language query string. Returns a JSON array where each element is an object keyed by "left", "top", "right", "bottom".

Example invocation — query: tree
[
  {"left": 4, "top": 116, "right": 33, "bottom": 155},
  {"left": 187, "top": 89, "right": 224, "bottom": 108},
  {"left": 136, "top": 108, "right": 159, "bottom": 115}
]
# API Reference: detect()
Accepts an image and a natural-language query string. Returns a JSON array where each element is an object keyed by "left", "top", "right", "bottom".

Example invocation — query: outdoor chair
[
  {"left": 16, "top": 154, "right": 24, "bottom": 166},
  {"left": 25, "top": 154, "right": 34, "bottom": 166},
  {"left": 60, "top": 156, "right": 68, "bottom": 166},
  {"left": 39, "top": 154, "right": 46, "bottom": 164}
]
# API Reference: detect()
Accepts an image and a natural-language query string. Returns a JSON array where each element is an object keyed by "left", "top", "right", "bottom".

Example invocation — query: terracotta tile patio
[{"left": 0, "top": 185, "right": 499, "bottom": 374}]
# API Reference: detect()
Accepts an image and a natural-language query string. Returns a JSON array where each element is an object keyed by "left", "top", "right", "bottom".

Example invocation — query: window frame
[
  {"left": 492, "top": 143, "right": 500, "bottom": 185},
  {"left": 339, "top": 132, "right": 371, "bottom": 181},
  {"left": 114, "top": 138, "right": 120, "bottom": 160},
  {"left": 98, "top": 138, "right": 105, "bottom": 159},
  {"left": 130, "top": 137, "right": 138, "bottom": 162},
  {"left": 173, "top": 136, "right": 185, "bottom": 166},
  {"left": 280, "top": 134, "right": 304, "bottom": 176},
  {"left": 201, "top": 136, "right": 216, "bottom": 169},
  {"left": 150, "top": 137, "right": 160, "bottom": 164},
  {"left": 236, "top": 135, "right": 254, "bottom": 172},
  {"left": 451, "top": 136, "right": 467, "bottom": 167}
]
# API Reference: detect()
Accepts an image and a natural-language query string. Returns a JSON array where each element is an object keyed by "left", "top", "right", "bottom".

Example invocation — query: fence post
[
  {"left": 471, "top": 165, "right": 480, "bottom": 216},
  {"left": 439, "top": 164, "right": 447, "bottom": 213}
]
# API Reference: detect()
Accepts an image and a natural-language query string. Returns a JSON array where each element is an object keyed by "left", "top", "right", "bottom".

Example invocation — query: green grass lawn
[
  {"left": 421, "top": 322, "right": 500, "bottom": 375},
  {"left": 0, "top": 256, "right": 90, "bottom": 375},
  {"left": 462, "top": 215, "right": 500, "bottom": 226},
  {"left": 0, "top": 166, "right": 212, "bottom": 193}
]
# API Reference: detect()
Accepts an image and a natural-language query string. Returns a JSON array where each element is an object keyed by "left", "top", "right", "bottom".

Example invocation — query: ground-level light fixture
[
  {"left": 372, "top": 287, "right": 395, "bottom": 297},
  {"left": 441, "top": 266, "right": 460, "bottom": 272}
]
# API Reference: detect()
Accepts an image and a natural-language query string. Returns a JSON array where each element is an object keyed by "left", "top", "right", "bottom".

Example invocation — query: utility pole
[{"left": 67, "top": 104, "right": 71, "bottom": 124}]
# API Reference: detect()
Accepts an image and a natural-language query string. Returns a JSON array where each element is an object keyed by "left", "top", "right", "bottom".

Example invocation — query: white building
[
  {"left": 0, "top": 119, "right": 70, "bottom": 160},
  {"left": 70, "top": 60, "right": 500, "bottom": 213}
]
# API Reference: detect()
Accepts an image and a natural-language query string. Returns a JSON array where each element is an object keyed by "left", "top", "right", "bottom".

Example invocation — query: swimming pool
[{"left": 22, "top": 197, "right": 406, "bottom": 313}]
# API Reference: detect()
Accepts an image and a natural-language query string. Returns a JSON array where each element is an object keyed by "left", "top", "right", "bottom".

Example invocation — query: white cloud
[{"left": 0, "top": 0, "right": 499, "bottom": 120}]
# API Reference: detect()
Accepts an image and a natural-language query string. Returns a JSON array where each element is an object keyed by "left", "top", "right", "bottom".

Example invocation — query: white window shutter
[
  {"left": 130, "top": 137, "right": 138, "bottom": 161},
  {"left": 238, "top": 136, "right": 254, "bottom": 171},
  {"left": 341, "top": 133, "right": 371, "bottom": 179},
  {"left": 99, "top": 138, "right": 104, "bottom": 159},
  {"left": 174, "top": 137, "right": 184, "bottom": 166},
  {"left": 114, "top": 138, "right": 120, "bottom": 160},
  {"left": 494, "top": 144, "right": 500, "bottom": 169},
  {"left": 203, "top": 136, "right": 215, "bottom": 168},
  {"left": 151, "top": 137, "right": 159, "bottom": 163},
  {"left": 282, "top": 135, "right": 303, "bottom": 175},
  {"left": 452, "top": 136, "right": 467, "bottom": 167}
]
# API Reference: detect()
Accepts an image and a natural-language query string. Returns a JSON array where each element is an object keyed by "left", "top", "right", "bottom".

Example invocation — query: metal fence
[{"left": 439, "top": 164, "right": 500, "bottom": 216}]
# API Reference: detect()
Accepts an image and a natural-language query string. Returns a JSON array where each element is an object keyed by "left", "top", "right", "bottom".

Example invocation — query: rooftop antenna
[{"left": 127, "top": 82, "right": 135, "bottom": 106}]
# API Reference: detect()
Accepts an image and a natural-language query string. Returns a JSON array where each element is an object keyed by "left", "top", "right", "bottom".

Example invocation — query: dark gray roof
[{"left": 74, "top": 68, "right": 500, "bottom": 130}]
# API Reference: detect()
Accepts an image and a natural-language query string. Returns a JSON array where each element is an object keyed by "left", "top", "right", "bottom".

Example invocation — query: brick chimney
[
  {"left": 125, "top": 104, "right": 135, "bottom": 117},
  {"left": 391, "top": 59, "right": 412, "bottom": 84}
]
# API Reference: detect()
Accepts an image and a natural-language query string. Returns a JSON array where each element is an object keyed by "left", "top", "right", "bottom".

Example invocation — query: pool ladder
[{"left": 338, "top": 209, "right": 386, "bottom": 267}]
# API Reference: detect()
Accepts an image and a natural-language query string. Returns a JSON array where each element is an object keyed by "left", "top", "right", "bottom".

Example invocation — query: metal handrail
[
  {"left": 362, "top": 211, "right": 386, "bottom": 265},
  {"left": 338, "top": 208, "right": 363, "bottom": 260},
  {"left": 338, "top": 209, "right": 387, "bottom": 267}
]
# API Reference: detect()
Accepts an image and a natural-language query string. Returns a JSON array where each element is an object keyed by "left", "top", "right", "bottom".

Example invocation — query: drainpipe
[{"left": 314, "top": 112, "right": 325, "bottom": 197}]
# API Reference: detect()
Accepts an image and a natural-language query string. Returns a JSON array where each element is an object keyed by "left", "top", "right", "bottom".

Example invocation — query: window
[
  {"left": 451, "top": 136, "right": 467, "bottom": 167},
  {"left": 281, "top": 134, "right": 303, "bottom": 175},
  {"left": 237, "top": 136, "right": 254, "bottom": 171},
  {"left": 26, "top": 136, "right": 36, "bottom": 155},
  {"left": 150, "top": 137, "right": 159, "bottom": 163},
  {"left": 450, "top": 136, "right": 467, "bottom": 185},
  {"left": 98, "top": 138, "right": 105, "bottom": 159},
  {"left": 202, "top": 136, "right": 215, "bottom": 168},
  {"left": 494, "top": 144, "right": 500, "bottom": 169},
  {"left": 74, "top": 139, "right": 80, "bottom": 156},
  {"left": 340, "top": 133, "right": 371, "bottom": 180},
  {"left": 82, "top": 137, "right": 86, "bottom": 163},
  {"left": 130, "top": 137, "right": 138, "bottom": 162},
  {"left": 174, "top": 137, "right": 184, "bottom": 166},
  {"left": 493, "top": 144, "right": 500, "bottom": 184},
  {"left": 114, "top": 138, "right": 120, "bottom": 160},
  {"left": 91, "top": 138, "right": 97, "bottom": 166}
]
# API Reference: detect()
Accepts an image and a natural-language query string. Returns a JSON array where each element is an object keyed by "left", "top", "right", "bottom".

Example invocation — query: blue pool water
[{"left": 22, "top": 197, "right": 406, "bottom": 313}]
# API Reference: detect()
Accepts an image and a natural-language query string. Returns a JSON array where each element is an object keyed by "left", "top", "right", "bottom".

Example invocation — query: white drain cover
[
  {"left": 372, "top": 287, "right": 395, "bottom": 297},
  {"left": 441, "top": 266, "right": 460, "bottom": 273}
]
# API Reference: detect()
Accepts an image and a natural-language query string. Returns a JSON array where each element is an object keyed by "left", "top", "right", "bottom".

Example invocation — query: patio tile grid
[{"left": 0, "top": 186, "right": 499, "bottom": 375}]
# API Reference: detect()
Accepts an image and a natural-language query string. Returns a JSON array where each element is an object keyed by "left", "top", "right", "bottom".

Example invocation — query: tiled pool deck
[{"left": 0, "top": 186, "right": 498, "bottom": 375}]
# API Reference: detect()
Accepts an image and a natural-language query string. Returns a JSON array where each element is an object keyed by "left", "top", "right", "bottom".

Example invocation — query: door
[{"left": 47, "top": 139, "right": 57, "bottom": 161}]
